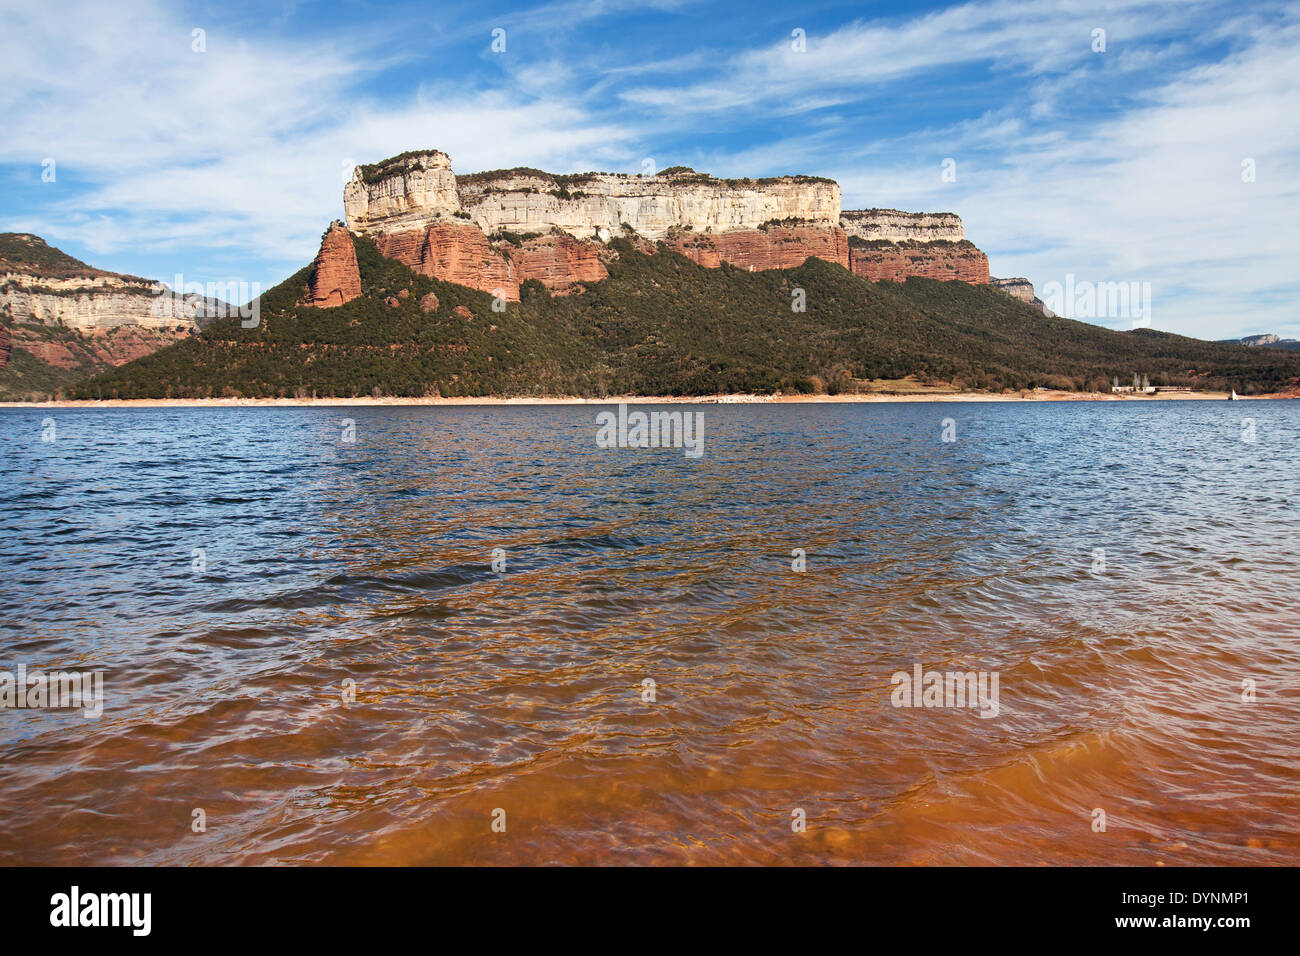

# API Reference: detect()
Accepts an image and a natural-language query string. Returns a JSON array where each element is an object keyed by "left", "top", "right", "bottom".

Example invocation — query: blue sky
[{"left": 2, "top": 0, "right": 1298, "bottom": 339}]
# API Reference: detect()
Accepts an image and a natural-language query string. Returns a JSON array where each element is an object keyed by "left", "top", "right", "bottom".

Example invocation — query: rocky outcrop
[
  {"left": 0, "top": 321, "right": 9, "bottom": 368},
  {"left": 507, "top": 233, "right": 609, "bottom": 293},
  {"left": 341, "top": 150, "right": 996, "bottom": 298},
  {"left": 849, "top": 239, "right": 989, "bottom": 284},
  {"left": 344, "top": 151, "right": 463, "bottom": 235},
  {"left": 842, "top": 210, "right": 987, "bottom": 284},
  {"left": 0, "top": 277, "right": 219, "bottom": 330},
  {"left": 991, "top": 277, "right": 1052, "bottom": 315},
  {"left": 308, "top": 223, "right": 362, "bottom": 307},
  {"left": 373, "top": 221, "right": 515, "bottom": 298}
]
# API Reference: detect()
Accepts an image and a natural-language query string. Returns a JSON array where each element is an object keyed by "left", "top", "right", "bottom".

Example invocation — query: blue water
[{"left": 1, "top": 401, "right": 1297, "bottom": 864}]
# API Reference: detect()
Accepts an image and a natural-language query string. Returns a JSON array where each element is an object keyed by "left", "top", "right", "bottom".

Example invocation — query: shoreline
[{"left": 1, "top": 389, "right": 1289, "bottom": 409}]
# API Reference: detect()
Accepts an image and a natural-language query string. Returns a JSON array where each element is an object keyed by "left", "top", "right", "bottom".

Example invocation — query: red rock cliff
[
  {"left": 664, "top": 226, "right": 850, "bottom": 272},
  {"left": 338, "top": 151, "right": 998, "bottom": 298},
  {"left": 309, "top": 223, "right": 362, "bottom": 307},
  {"left": 506, "top": 234, "right": 609, "bottom": 294},
  {"left": 848, "top": 240, "right": 989, "bottom": 284},
  {"left": 373, "top": 222, "right": 517, "bottom": 299}
]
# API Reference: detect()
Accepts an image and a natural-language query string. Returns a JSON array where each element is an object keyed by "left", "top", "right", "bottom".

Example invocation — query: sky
[{"left": 2, "top": 0, "right": 1297, "bottom": 340}]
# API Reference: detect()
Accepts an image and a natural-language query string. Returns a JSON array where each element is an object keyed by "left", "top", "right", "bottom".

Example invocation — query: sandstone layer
[
  {"left": 665, "top": 226, "right": 850, "bottom": 272},
  {"left": 849, "top": 240, "right": 989, "bottom": 284},
  {"left": 7, "top": 325, "right": 198, "bottom": 370}
]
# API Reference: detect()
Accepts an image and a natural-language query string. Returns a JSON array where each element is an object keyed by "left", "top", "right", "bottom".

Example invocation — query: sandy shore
[{"left": 2, "top": 389, "right": 1284, "bottom": 409}]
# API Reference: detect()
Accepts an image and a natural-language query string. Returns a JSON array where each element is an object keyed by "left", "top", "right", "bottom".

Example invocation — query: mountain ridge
[{"left": 65, "top": 232, "right": 1300, "bottom": 400}]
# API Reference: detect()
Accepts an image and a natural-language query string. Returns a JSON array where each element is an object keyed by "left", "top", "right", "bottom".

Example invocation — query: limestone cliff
[
  {"left": 991, "top": 277, "right": 1052, "bottom": 316},
  {"left": 337, "top": 150, "right": 995, "bottom": 300},
  {"left": 840, "top": 209, "right": 965, "bottom": 243},
  {"left": 0, "top": 233, "right": 219, "bottom": 396},
  {"left": 842, "top": 210, "right": 988, "bottom": 284},
  {"left": 0, "top": 234, "right": 215, "bottom": 332},
  {"left": 345, "top": 152, "right": 840, "bottom": 241}
]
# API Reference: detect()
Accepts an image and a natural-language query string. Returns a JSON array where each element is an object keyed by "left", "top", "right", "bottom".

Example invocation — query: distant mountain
[
  {"left": 0, "top": 234, "right": 225, "bottom": 400},
  {"left": 1218, "top": 333, "right": 1300, "bottom": 350},
  {"left": 67, "top": 231, "right": 1300, "bottom": 400}
]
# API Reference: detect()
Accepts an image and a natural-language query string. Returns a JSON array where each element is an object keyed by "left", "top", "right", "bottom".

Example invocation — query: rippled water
[{"left": 1, "top": 401, "right": 1297, "bottom": 865}]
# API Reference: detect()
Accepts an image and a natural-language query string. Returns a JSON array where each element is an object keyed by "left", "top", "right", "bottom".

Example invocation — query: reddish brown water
[{"left": 1, "top": 403, "right": 1297, "bottom": 864}]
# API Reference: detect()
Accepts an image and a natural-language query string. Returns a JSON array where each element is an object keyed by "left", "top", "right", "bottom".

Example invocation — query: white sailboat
[{"left": 1229, "top": 389, "right": 1239, "bottom": 400}]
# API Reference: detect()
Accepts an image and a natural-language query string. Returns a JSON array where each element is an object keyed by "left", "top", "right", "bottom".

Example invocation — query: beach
[{"left": 2, "top": 387, "right": 1277, "bottom": 410}]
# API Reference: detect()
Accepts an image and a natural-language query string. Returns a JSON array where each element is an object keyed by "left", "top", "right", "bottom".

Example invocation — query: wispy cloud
[{"left": 1, "top": 0, "right": 1296, "bottom": 339}]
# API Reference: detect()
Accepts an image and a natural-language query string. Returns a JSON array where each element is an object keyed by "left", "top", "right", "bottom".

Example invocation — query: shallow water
[{"left": 1, "top": 401, "right": 1297, "bottom": 865}]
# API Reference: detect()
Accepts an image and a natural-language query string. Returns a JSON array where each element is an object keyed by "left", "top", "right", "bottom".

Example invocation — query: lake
[{"left": 1, "top": 401, "right": 1296, "bottom": 864}]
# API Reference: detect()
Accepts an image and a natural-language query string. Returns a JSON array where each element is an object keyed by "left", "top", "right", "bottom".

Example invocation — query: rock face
[
  {"left": 344, "top": 151, "right": 463, "bottom": 236},
  {"left": 842, "top": 210, "right": 988, "bottom": 284},
  {"left": 7, "top": 325, "right": 194, "bottom": 370},
  {"left": 508, "top": 233, "right": 609, "bottom": 293},
  {"left": 345, "top": 152, "right": 841, "bottom": 241},
  {"left": 991, "top": 276, "right": 1052, "bottom": 315},
  {"left": 308, "top": 222, "right": 362, "bottom": 307},
  {"left": 849, "top": 240, "right": 989, "bottom": 284},
  {"left": 341, "top": 150, "right": 994, "bottom": 297},
  {"left": 0, "top": 233, "right": 224, "bottom": 388},
  {"left": 0, "top": 277, "right": 215, "bottom": 329},
  {"left": 665, "top": 226, "right": 850, "bottom": 272},
  {"left": 0, "top": 233, "right": 220, "bottom": 332},
  {"left": 840, "top": 209, "right": 965, "bottom": 242},
  {"left": 373, "top": 221, "right": 516, "bottom": 298}
]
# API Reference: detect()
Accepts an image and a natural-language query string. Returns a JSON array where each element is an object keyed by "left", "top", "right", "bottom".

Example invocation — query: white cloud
[
  {"left": 1, "top": 0, "right": 1296, "bottom": 339},
  {"left": 0, "top": 0, "right": 636, "bottom": 285}
]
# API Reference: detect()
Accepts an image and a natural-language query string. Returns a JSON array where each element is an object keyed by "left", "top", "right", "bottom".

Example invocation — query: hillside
[
  {"left": 65, "top": 234, "right": 1300, "bottom": 400},
  {"left": 0, "top": 232, "right": 117, "bottom": 280}
]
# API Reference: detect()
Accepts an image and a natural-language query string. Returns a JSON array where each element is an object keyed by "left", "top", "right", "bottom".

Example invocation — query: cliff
[
  {"left": 339, "top": 151, "right": 866, "bottom": 300},
  {"left": 840, "top": 209, "right": 965, "bottom": 242},
  {"left": 73, "top": 234, "right": 1300, "bottom": 400},
  {"left": 0, "top": 233, "right": 214, "bottom": 398},
  {"left": 0, "top": 234, "right": 219, "bottom": 332},
  {"left": 320, "top": 150, "right": 995, "bottom": 302},
  {"left": 309, "top": 222, "right": 363, "bottom": 306},
  {"left": 991, "top": 277, "right": 1052, "bottom": 316},
  {"left": 345, "top": 152, "right": 841, "bottom": 240}
]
